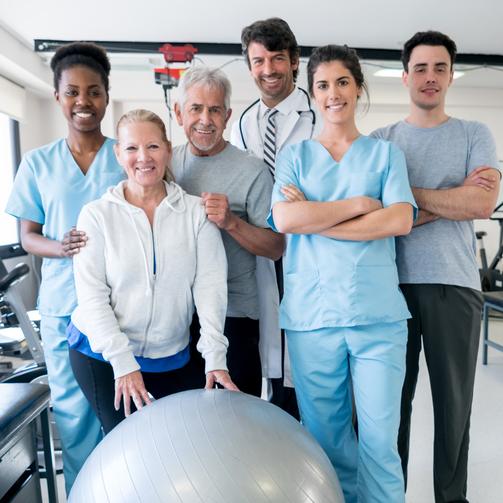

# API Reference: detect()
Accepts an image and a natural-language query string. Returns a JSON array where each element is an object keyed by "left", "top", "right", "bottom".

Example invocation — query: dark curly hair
[
  {"left": 241, "top": 18, "right": 300, "bottom": 81},
  {"left": 307, "top": 44, "right": 369, "bottom": 107},
  {"left": 401, "top": 31, "right": 457, "bottom": 72},
  {"left": 50, "top": 42, "right": 111, "bottom": 93}
]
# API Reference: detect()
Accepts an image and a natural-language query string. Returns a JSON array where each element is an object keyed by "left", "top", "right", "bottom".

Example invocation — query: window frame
[{"left": 0, "top": 118, "right": 26, "bottom": 260}]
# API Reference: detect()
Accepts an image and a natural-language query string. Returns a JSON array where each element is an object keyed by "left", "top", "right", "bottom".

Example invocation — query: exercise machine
[
  {"left": 0, "top": 259, "right": 63, "bottom": 485},
  {"left": 476, "top": 201, "right": 503, "bottom": 291},
  {"left": 0, "top": 260, "right": 46, "bottom": 382}
]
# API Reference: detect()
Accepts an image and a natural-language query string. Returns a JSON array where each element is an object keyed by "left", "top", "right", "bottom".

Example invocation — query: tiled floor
[{"left": 40, "top": 321, "right": 503, "bottom": 503}]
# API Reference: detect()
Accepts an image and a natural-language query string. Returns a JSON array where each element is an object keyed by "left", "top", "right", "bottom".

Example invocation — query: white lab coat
[
  {"left": 230, "top": 87, "right": 316, "bottom": 157},
  {"left": 230, "top": 87, "right": 318, "bottom": 386}
]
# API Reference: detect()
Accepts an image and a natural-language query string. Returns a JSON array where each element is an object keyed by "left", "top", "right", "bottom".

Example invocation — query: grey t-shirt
[
  {"left": 372, "top": 118, "right": 498, "bottom": 290},
  {"left": 172, "top": 143, "right": 273, "bottom": 319}
]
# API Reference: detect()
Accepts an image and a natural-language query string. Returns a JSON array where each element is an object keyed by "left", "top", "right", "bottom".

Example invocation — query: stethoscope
[{"left": 238, "top": 87, "right": 316, "bottom": 150}]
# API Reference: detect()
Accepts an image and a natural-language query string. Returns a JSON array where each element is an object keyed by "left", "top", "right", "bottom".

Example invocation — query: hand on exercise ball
[{"left": 114, "top": 370, "right": 152, "bottom": 417}]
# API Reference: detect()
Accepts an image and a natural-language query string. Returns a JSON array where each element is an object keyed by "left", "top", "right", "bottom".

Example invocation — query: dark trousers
[
  {"left": 270, "top": 377, "right": 300, "bottom": 419},
  {"left": 399, "top": 284, "right": 483, "bottom": 503},
  {"left": 270, "top": 258, "right": 300, "bottom": 420},
  {"left": 69, "top": 349, "right": 200, "bottom": 434},
  {"left": 190, "top": 315, "right": 262, "bottom": 397}
]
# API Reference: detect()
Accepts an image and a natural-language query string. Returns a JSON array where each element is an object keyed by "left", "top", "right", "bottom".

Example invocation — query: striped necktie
[{"left": 263, "top": 108, "right": 279, "bottom": 176}]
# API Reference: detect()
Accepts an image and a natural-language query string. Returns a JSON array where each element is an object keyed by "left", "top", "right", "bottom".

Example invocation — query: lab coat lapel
[
  {"left": 246, "top": 104, "right": 262, "bottom": 155},
  {"left": 275, "top": 88, "right": 311, "bottom": 152},
  {"left": 276, "top": 111, "right": 300, "bottom": 152}
]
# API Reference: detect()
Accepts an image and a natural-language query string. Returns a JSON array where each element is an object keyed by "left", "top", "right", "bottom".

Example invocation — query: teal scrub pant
[
  {"left": 287, "top": 321, "right": 407, "bottom": 503},
  {"left": 40, "top": 315, "right": 103, "bottom": 494}
]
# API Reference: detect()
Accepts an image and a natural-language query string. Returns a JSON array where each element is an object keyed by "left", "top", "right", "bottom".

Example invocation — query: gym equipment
[
  {"left": 476, "top": 201, "right": 503, "bottom": 291},
  {"left": 474, "top": 203, "right": 503, "bottom": 363},
  {"left": 69, "top": 389, "right": 344, "bottom": 503},
  {"left": 0, "top": 260, "right": 46, "bottom": 382},
  {"left": 0, "top": 260, "right": 63, "bottom": 480},
  {"left": 475, "top": 203, "right": 503, "bottom": 363},
  {"left": 0, "top": 382, "right": 58, "bottom": 503},
  {"left": 480, "top": 292, "right": 503, "bottom": 364}
]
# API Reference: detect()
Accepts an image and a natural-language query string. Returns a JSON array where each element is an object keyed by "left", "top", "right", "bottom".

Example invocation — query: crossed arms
[
  {"left": 412, "top": 166, "right": 500, "bottom": 227},
  {"left": 272, "top": 188, "right": 413, "bottom": 241},
  {"left": 272, "top": 165, "right": 500, "bottom": 238}
]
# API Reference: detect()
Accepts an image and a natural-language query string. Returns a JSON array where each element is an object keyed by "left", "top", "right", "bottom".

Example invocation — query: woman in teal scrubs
[
  {"left": 6, "top": 42, "right": 124, "bottom": 493},
  {"left": 268, "top": 45, "right": 416, "bottom": 503}
]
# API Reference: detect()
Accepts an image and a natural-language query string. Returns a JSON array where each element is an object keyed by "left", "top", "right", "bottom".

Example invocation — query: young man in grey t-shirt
[
  {"left": 172, "top": 66, "right": 284, "bottom": 398},
  {"left": 372, "top": 31, "right": 499, "bottom": 503}
]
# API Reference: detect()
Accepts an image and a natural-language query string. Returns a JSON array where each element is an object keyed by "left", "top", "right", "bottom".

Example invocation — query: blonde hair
[{"left": 116, "top": 109, "right": 174, "bottom": 183}]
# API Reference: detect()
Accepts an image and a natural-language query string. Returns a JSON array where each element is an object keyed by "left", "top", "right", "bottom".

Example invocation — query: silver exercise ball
[{"left": 69, "top": 389, "right": 344, "bottom": 503}]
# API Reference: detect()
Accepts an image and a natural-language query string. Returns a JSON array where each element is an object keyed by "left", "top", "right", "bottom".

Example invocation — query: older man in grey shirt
[
  {"left": 172, "top": 66, "right": 284, "bottom": 397},
  {"left": 373, "top": 31, "right": 499, "bottom": 503}
]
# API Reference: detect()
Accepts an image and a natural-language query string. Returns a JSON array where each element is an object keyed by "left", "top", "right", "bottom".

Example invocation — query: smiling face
[
  {"left": 55, "top": 65, "right": 108, "bottom": 133},
  {"left": 174, "top": 83, "right": 231, "bottom": 156},
  {"left": 114, "top": 121, "right": 172, "bottom": 190},
  {"left": 248, "top": 42, "right": 298, "bottom": 107},
  {"left": 311, "top": 60, "right": 361, "bottom": 127},
  {"left": 403, "top": 44, "right": 453, "bottom": 111}
]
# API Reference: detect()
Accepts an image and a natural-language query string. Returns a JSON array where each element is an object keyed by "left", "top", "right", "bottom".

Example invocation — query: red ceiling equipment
[
  {"left": 154, "top": 43, "right": 198, "bottom": 89},
  {"left": 154, "top": 44, "right": 198, "bottom": 136}
]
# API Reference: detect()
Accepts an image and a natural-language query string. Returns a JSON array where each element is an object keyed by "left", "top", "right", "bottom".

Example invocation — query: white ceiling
[
  {"left": 1, "top": 0, "right": 503, "bottom": 100},
  {"left": 1, "top": 0, "right": 503, "bottom": 54}
]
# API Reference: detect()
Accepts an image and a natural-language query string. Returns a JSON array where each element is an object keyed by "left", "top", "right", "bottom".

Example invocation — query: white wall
[{"left": 19, "top": 92, "right": 51, "bottom": 152}]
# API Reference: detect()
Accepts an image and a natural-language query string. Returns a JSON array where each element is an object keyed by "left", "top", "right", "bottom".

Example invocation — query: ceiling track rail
[{"left": 34, "top": 40, "right": 503, "bottom": 66}]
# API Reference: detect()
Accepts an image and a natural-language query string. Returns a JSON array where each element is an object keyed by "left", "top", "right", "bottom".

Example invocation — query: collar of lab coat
[{"left": 258, "top": 86, "right": 310, "bottom": 118}]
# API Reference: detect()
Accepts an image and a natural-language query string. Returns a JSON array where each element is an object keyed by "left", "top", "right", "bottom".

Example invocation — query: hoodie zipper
[
  {"left": 139, "top": 212, "right": 158, "bottom": 356},
  {"left": 139, "top": 186, "right": 185, "bottom": 355}
]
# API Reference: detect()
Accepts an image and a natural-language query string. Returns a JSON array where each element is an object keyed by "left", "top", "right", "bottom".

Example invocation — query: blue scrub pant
[
  {"left": 40, "top": 315, "right": 103, "bottom": 494},
  {"left": 286, "top": 321, "right": 407, "bottom": 503}
]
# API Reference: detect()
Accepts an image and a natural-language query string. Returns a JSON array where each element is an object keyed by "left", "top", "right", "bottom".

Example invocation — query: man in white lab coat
[
  {"left": 231, "top": 18, "right": 316, "bottom": 159},
  {"left": 231, "top": 18, "right": 318, "bottom": 419}
]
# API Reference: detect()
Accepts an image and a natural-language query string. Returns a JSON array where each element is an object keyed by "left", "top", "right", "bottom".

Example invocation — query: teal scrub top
[
  {"left": 5, "top": 137, "right": 125, "bottom": 317},
  {"left": 268, "top": 136, "right": 417, "bottom": 331}
]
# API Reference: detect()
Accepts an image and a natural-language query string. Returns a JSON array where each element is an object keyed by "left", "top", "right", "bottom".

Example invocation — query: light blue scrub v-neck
[{"left": 268, "top": 136, "right": 417, "bottom": 330}]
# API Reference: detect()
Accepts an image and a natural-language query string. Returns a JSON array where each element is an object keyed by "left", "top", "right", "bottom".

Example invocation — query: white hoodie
[{"left": 71, "top": 180, "right": 228, "bottom": 379}]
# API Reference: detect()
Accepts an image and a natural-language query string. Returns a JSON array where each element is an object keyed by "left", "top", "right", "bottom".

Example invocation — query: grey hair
[{"left": 177, "top": 66, "right": 232, "bottom": 110}]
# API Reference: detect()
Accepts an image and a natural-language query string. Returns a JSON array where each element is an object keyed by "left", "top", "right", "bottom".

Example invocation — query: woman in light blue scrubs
[
  {"left": 268, "top": 45, "right": 416, "bottom": 503},
  {"left": 5, "top": 42, "right": 124, "bottom": 493}
]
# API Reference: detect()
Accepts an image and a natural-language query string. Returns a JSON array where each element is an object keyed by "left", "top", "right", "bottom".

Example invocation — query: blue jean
[
  {"left": 40, "top": 315, "right": 102, "bottom": 494},
  {"left": 287, "top": 321, "right": 407, "bottom": 503}
]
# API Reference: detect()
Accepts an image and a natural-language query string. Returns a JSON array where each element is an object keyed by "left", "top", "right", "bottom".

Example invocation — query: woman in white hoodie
[{"left": 68, "top": 109, "right": 237, "bottom": 433}]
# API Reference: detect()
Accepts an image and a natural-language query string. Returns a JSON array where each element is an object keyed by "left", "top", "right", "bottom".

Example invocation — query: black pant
[
  {"left": 270, "top": 258, "right": 300, "bottom": 420},
  {"left": 270, "top": 377, "right": 300, "bottom": 419},
  {"left": 189, "top": 315, "right": 262, "bottom": 397},
  {"left": 69, "top": 349, "right": 200, "bottom": 434},
  {"left": 399, "top": 284, "right": 483, "bottom": 503}
]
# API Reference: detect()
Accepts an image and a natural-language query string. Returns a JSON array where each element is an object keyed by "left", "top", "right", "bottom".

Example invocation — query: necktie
[{"left": 263, "top": 109, "right": 278, "bottom": 176}]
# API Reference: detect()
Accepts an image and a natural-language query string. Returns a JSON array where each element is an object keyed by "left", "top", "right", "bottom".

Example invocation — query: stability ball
[{"left": 69, "top": 389, "right": 343, "bottom": 502}]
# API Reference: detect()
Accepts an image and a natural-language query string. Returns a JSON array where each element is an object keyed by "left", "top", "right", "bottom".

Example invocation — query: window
[{"left": 0, "top": 112, "right": 24, "bottom": 259}]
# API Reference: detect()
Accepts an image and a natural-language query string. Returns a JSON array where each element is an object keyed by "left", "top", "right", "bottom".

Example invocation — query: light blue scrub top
[
  {"left": 267, "top": 136, "right": 417, "bottom": 331},
  {"left": 5, "top": 138, "right": 125, "bottom": 317}
]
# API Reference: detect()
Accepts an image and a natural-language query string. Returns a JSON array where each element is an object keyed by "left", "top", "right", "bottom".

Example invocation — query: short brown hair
[{"left": 241, "top": 18, "right": 300, "bottom": 81}]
